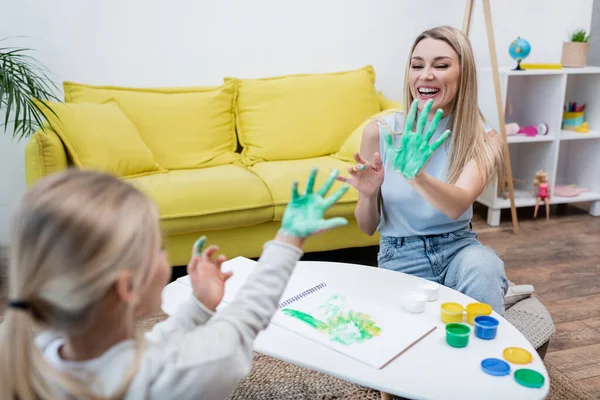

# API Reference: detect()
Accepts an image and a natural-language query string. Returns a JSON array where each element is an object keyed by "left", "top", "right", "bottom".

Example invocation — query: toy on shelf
[
  {"left": 505, "top": 122, "right": 549, "bottom": 137},
  {"left": 509, "top": 37, "right": 531, "bottom": 71},
  {"left": 554, "top": 184, "right": 590, "bottom": 197},
  {"left": 563, "top": 102, "right": 589, "bottom": 133},
  {"left": 532, "top": 169, "right": 550, "bottom": 220}
]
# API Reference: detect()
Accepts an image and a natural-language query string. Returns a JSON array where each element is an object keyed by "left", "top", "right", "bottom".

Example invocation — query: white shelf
[
  {"left": 482, "top": 66, "right": 600, "bottom": 76},
  {"left": 477, "top": 66, "right": 600, "bottom": 226},
  {"left": 479, "top": 189, "right": 600, "bottom": 210},
  {"left": 560, "top": 129, "right": 600, "bottom": 140},
  {"left": 507, "top": 134, "right": 555, "bottom": 144}
]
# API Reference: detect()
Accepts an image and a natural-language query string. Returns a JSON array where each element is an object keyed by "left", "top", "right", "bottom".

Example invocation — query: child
[{"left": 0, "top": 167, "right": 348, "bottom": 399}]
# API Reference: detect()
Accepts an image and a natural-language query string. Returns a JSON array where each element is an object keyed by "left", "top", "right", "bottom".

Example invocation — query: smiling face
[{"left": 408, "top": 37, "right": 460, "bottom": 118}]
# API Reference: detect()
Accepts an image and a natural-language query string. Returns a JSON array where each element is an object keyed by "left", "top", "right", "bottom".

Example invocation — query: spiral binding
[{"left": 277, "top": 282, "right": 327, "bottom": 310}]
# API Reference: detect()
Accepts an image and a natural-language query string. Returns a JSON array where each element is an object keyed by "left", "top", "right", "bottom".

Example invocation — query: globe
[{"left": 509, "top": 37, "right": 531, "bottom": 70}]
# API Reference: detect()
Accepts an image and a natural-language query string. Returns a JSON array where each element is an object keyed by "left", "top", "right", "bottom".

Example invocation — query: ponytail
[{"left": 0, "top": 308, "right": 53, "bottom": 400}]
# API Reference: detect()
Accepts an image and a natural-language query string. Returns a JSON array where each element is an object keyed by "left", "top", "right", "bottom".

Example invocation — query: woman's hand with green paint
[
  {"left": 279, "top": 168, "right": 349, "bottom": 238},
  {"left": 336, "top": 151, "right": 384, "bottom": 197},
  {"left": 383, "top": 98, "right": 450, "bottom": 180},
  {"left": 187, "top": 236, "right": 232, "bottom": 311}
]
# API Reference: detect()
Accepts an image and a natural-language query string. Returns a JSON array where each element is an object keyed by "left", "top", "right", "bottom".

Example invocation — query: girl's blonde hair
[
  {"left": 0, "top": 169, "right": 161, "bottom": 399},
  {"left": 402, "top": 25, "right": 504, "bottom": 187}
]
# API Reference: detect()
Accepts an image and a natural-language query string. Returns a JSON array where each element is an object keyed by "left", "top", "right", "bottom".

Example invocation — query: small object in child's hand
[
  {"left": 481, "top": 358, "right": 511, "bottom": 376},
  {"left": 193, "top": 236, "right": 207, "bottom": 257}
]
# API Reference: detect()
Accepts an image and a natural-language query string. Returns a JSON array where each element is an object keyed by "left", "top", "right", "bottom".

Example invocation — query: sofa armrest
[
  {"left": 25, "top": 127, "right": 69, "bottom": 186},
  {"left": 377, "top": 91, "right": 402, "bottom": 110}
]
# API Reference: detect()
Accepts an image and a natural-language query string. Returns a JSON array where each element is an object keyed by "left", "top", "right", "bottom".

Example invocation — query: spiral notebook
[{"left": 270, "top": 279, "right": 437, "bottom": 369}]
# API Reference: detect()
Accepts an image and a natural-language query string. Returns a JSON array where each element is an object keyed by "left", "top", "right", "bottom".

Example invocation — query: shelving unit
[{"left": 477, "top": 66, "right": 600, "bottom": 226}]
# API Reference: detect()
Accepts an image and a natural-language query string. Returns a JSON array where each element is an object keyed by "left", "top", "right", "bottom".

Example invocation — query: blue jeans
[{"left": 378, "top": 226, "right": 509, "bottom": 315}]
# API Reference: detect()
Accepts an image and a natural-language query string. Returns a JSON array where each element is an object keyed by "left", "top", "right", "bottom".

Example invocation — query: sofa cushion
[
  {"left": 34, "top": 99, "right": 163, "bottom": 178},
  {"left": 25, "top": 127, "right": 69, "bottom": 186},
  {"left": 332, "top": 108, "right": 402, "bottom": 163},
  {"left": 63, "top": 80, "right": 239, "bottom": 170},
  {"left": 249, "top": 156, "right": 358, "bottom": 221},
  {"left": 226, "top": 65, "right": 381, "bottom": 165},
  {"left": 124, "top": 165, "right": 274, "bottom": 234}
]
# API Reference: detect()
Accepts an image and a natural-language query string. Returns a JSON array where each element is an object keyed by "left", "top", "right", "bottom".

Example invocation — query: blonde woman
[
  {"left": 338, "top": 26, "right": 509, "bottom": 315},
  {"left": 0, "top": 167, "right": 347, "bottom": 399}
]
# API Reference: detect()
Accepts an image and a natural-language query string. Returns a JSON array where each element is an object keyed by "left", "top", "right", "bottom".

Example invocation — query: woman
[{"left": 337, "top": 26, "right": 509, "bottom": 315}]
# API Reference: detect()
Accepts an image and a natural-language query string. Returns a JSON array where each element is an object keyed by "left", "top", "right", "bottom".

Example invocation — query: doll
[{"left": 532, "top": 169, "right": 550, "bottom": 220}]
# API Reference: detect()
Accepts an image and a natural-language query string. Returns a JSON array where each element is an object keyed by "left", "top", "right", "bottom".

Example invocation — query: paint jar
[
  {"left": 466, "top": 302, "right": 492, "bottom": 324},
  {"left": 474, "top": 315, "right": 499, "bottom": 340},
  {"left": 446, "top": 323, "right": 470, "bottom": 348},
  {"left": 404, "top": 291, "right": 428, "bottom": 314},
  {"left": 441, "top": 302, "right": 464, "bottom": 324},
  {"left": 421, "top": 282, "right": 440, "bottom": 301}
]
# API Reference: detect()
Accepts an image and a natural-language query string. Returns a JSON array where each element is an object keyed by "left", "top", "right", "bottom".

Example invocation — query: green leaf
[{"left": 0, "top": 38, "right": 61, "bottom": 140}]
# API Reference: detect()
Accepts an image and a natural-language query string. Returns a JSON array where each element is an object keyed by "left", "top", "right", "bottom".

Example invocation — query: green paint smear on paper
[
  {"left": 382, "top": 98, "right": 451, "bottom": 180},
  {"left": 281, "top": 295, "right": 382, "bottom": 345}
]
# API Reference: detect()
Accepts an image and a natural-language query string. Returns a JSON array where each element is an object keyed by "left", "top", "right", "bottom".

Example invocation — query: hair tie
[{"left": 8, "top": 300, "right": 30, "bottom": 311}]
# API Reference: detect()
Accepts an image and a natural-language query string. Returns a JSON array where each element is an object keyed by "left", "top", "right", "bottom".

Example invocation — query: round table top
[{"left": 162, "top": 259, "right": 549, "bottom": 400}]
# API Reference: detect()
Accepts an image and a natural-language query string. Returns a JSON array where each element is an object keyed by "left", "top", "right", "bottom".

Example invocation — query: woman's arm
[
  {"left": 408, "top": 130, "right": 503, "bottom": 220},
  {"left": 354, "top": 121, "right": 383, "bottom": 235}
]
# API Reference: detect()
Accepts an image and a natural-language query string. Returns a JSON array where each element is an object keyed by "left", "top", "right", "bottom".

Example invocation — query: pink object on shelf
[
  {"left": 554, "top": 185, "right": 590, "bottom": 197},
  {"left": 518, "top": 123, "right": 549, "bottom": 137}
]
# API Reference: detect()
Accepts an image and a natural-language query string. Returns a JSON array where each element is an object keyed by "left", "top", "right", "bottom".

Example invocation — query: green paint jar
[{"left": 446, "top": 323, "right": 471, "bottom": 348}]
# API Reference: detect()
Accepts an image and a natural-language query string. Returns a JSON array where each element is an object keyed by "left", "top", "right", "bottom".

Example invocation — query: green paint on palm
[
  {"left": 280, "top": 167, "right": 349, "bottom": 238},
  {"left": 282, "top": 295, "right": 382, "bottom": 345},
  {"left": 382, "top": 98, "right": 451, "bottom": 180}
]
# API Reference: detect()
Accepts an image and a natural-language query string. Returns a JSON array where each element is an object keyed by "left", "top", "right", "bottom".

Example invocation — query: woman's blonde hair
[
  {"left": 0, "top": 169, "right": 161, "bottom": 399},
  {"left": 402, "top": 25, "right": 504, "bottom": 187}
]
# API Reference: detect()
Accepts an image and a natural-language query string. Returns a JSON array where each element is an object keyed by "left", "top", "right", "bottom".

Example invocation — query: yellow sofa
[{"left": 24, "top": 65, "right": 402, "bottom": 266}]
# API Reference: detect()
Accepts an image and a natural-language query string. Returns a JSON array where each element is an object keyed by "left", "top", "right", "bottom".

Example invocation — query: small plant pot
[{"left": 561, "top": 42, "right": 590, "bottom": 67}]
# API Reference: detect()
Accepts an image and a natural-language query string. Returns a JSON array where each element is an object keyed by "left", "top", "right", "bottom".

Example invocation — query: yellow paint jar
[
  {"left": 466, "top": 302, "right": 493, "bottom": 325},
  {"left": 441, "top": 302, "right": 464, "bottom": 324}
]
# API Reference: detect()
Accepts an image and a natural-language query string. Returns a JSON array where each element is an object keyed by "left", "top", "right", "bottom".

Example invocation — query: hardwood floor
[
  {"left": 472, "top": 203, "right": 600, "bottom": 399},
  {"left": 1, "top": 201, "right": 599, "bottom": 396}
]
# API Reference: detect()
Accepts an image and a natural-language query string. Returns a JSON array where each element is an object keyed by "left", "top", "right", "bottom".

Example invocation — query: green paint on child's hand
[
  {"left": 382, "top": 98, "right": 450, "bottom": 180},
  {"left": 279, "top": 167, "right": 349, "bottom": 238},
  {"left": 193, "top": 236, "right": 206, "bottom": 257}
]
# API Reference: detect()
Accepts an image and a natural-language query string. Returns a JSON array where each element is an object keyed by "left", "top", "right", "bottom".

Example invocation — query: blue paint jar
[{"left": 474, "top": 315, "right": 499, "bottom": 340}]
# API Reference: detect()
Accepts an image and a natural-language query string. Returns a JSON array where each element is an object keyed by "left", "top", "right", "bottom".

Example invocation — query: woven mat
[{"left": 226, "top": 352, "right": 595, "bottom": 400}]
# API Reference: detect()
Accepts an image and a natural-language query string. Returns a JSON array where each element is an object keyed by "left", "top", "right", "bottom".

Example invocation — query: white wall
[{"left": 0, "top": 0, "right": 593, "bottom": 244}]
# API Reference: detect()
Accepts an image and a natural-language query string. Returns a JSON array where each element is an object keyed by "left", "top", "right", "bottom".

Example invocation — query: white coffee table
[{"left": 161, "top": 259, "right": 549, "bottom": 400}]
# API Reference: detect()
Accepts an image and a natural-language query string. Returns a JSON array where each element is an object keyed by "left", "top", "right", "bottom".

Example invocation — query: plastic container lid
[
  {"left": 503, "top": 347, "right": 533, "bottom": 364},
  {"left": 481, "top": 358, "right": 510, "bottom": 376},
  {"left": 514, "top": 369, "right": 545, "bottom": 388}
]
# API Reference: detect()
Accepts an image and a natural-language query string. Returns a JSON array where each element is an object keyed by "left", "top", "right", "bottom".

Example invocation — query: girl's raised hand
[
  {"left": 336, "top": 151, "right": 384, "bottom": 197},
  {"left": 187, "top": 236, "right": 232, "bottom": 311}
]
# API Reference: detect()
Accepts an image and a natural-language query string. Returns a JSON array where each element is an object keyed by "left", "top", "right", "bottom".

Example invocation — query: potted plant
[
  {"left": 1, "top": 38, "right": 60, "bottom": 141},
  {"left": 561, "top": 29, "right": 591, "bottom": 67}
]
